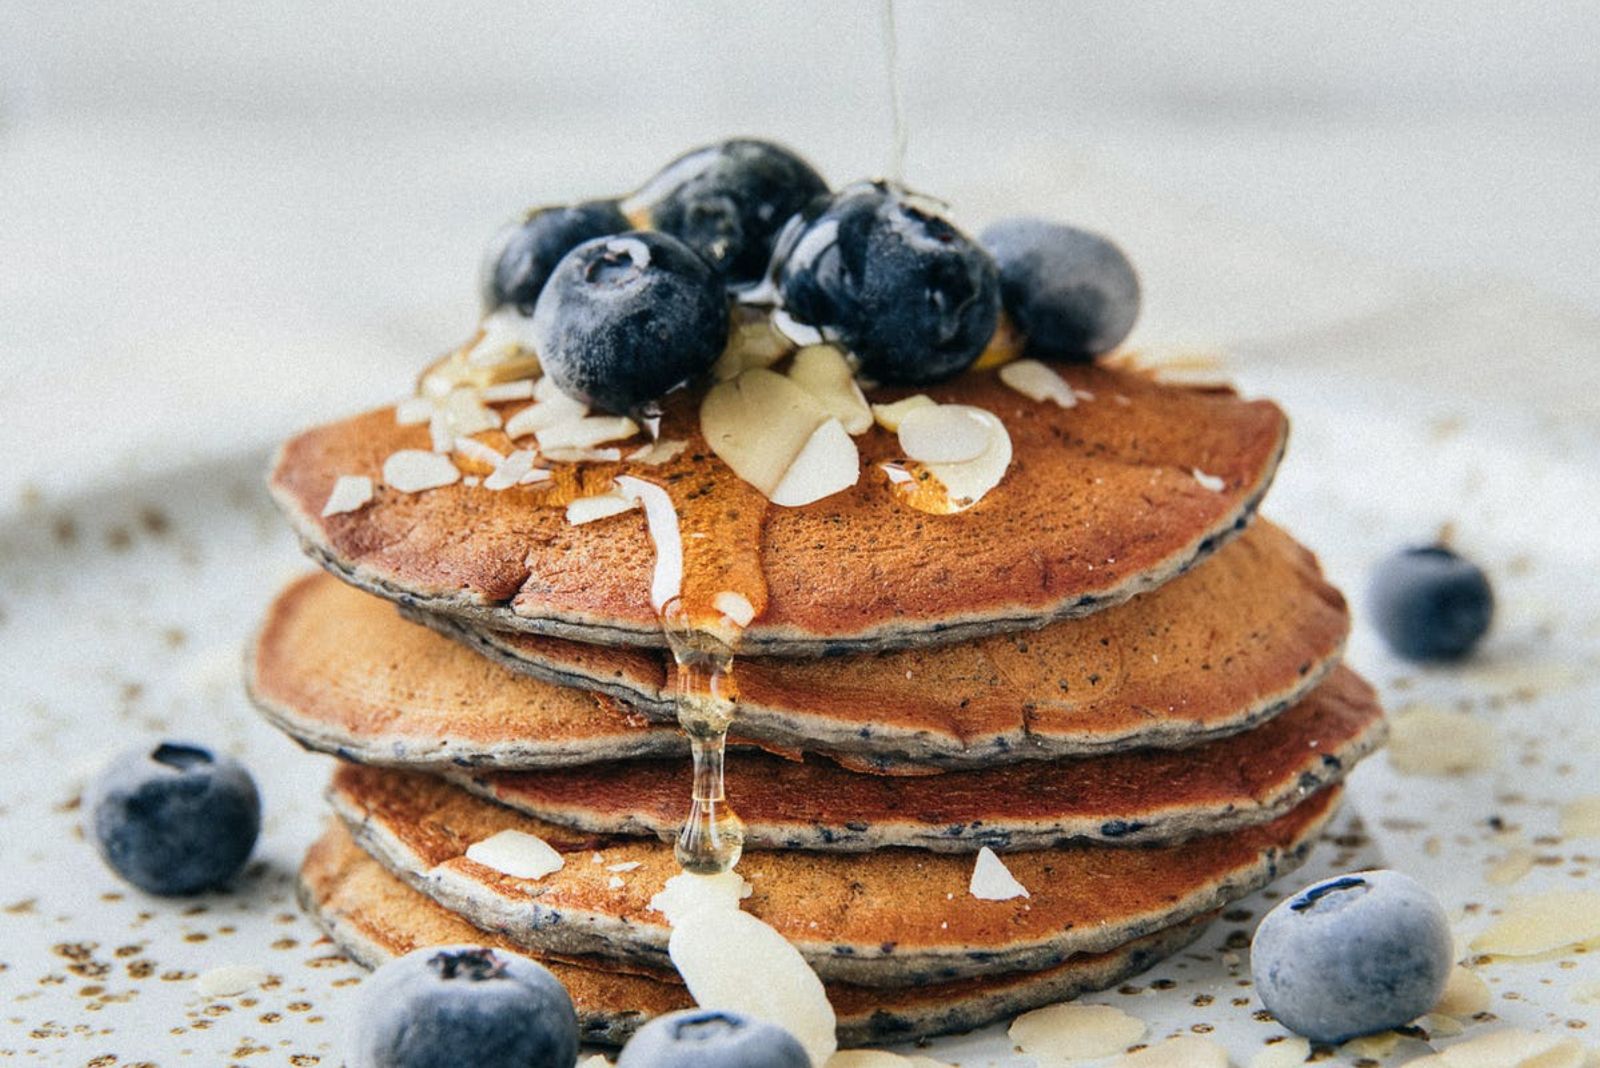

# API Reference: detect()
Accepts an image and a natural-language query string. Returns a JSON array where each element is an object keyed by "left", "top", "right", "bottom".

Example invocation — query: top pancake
[{"left": 270, "top": 363, "right": 1286, "bottom": 655}]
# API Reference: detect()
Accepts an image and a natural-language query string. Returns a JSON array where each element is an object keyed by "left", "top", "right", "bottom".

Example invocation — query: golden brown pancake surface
[
  {"left": 300, "top": 821, "right": 1213, "bottom": 1047},
  {"left": 252, "top": 517, "right": 1348, "bottom": 770},
  {"left": 328, "top": 765, "right": 1339, "bottom": 986},
  {"left": 270, "top": 364, "right": 1286, "bottom": 655}
]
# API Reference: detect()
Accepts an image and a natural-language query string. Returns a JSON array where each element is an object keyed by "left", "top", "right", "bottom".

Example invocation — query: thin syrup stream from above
[
  {"left": 662, "top": 605, "right": 746, "bottom": 875},
  {"left": 881, "top": 0, "right": 908, "bottom": 184}
]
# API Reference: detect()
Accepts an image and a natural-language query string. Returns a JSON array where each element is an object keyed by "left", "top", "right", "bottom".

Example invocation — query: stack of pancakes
[{"left": 253, "top": 361, "right": 1384, "bottom": 1048}]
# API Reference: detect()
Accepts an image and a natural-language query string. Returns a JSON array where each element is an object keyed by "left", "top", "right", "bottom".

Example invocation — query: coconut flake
[
  {"left": 320, "top": 475, "right": 373, "bottom": 517},
  {"left": 970, "top": 846, "right": 1030, "bottom": 901},
  {"left": 483, "top": 449, "right": 538, "bottom": 491},
  {"left": 1192, "top": 468, "right": 1226, "bottom": 492},
  {"left": 714, "top": 592, "right": 756, "bottom": 628},
  {"left": 395, "top": 396, "right": 435, "bottom": 426},
  {"left": 382, "top": 450, "right": 460, "bottom": 493},
  {"left": 506, "top": 396, "right": 590, "bottom": 439},
  {"left": 999, "top": 358, "right": 1078, "bottom": 408},
  {"left": 1009, "top": 1003, "right": 1145, "bottom": 1062},
  {"left": 627, "top": 439, "right": 689, "bottom": 466},
  {"left": 1469, "top": 890, "right": 1600, "bottom": 957},
  {"left": 453, "top": 436, "right": 506, "bottom": 466},
  {"left": 536, "top": 415, "right": 640, "bottom": 452},
  {"left": 871, "top": 394, "right": 936, "bottom": 432},
  {"left": 1114, "top": 1035, "right": 1230, "bottom": 1068},
  {"left": 607, "top": 861, "right": 642, "bottom": 873},
  {"left": 464, "top": 829, "right": 565, "bottom": 880},
  {"left": 616, "top": 476, "right": 683, "bottom": 611},
  {"left": 196, "top": 964, "right": 269, "bottom": 997},
  {"left": 1388, "top": 706, "right": 1496, "bottom": 776},
  {"left": 566, "top": 493, "right": 638, "bottom": 526},
  {"left": 897, "top": 404, "right": 994, "bottom": 463}
]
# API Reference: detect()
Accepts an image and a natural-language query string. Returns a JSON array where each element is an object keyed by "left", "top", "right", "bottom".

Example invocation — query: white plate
[{"left": 1, "top": 369, "right": 1596, "bottom": 1066}]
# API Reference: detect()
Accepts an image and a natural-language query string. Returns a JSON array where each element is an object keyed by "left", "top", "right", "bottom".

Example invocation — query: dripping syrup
[{"left": 661, "top": 600, "right": 746, "bottom": 875}]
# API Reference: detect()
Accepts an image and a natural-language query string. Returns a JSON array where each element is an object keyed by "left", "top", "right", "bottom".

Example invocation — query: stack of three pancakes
[{"left": 252, "top": 363, "right": 1385, "bottom": 1049}]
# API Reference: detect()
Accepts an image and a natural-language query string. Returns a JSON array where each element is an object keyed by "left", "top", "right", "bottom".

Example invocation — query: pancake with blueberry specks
[
  {"left": 299, "top": 820, "right": 1214, "bottom": 1049},
  {"left": 325, "top": 763, "right": 1340, "bottom": 988}
]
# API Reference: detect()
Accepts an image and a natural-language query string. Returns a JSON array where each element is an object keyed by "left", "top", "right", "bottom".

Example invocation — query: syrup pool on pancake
[{"left": 386, "top": 138, "right": 1145, "bottom": 876}]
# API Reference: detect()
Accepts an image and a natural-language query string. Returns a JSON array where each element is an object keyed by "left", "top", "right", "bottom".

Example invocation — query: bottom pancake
[
  {"left": 300, "top": 821, "right": 1213, "bottom": 1048},
  {"left": 328, "top": 764, "right": 1338, "bottom": 987}
]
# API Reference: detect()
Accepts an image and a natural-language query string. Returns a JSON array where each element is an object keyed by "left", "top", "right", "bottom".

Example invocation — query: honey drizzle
[
  {"left": 661, "top": 610, "right": 745, "bottom": 874},
  {"left": 880, "top": 0, "right": 908, "bottom": 184}
]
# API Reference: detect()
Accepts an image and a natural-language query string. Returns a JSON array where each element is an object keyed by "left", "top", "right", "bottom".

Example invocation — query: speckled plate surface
[{"left": 2, "top": 367, "right": 1598, "bottom": 1066}]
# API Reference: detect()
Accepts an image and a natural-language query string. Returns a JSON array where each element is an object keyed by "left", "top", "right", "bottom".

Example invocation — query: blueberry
[
  {"left": 1369, "top": 545, "right": 1494, "bottom": 661},
  {"left": 531, "top": 231, "right": 729, "bottom": 413},
  {"left": 481, "top": 200, "right": 631, "bottom": 314},
  {"left": 617, "top": 1009, "right": 809, "bottom": 1068},
  {"left": 628, "top": 139, "right": 828, "bottom": 286},
  {"left": 86, "top": 741, "right": 260, "bottom": 896},
  {"left": 774, "top": 181, "right": 1000, "bottom": 385},
  {"left": 349, "top": 945, "right": 579, "bottom": 1068},
  {"left": 1251, "top": 870, "right": 1453, "bottom": 1043},
  {"left": 979, "top": 218, "right": 1140, "bottom": 361}
]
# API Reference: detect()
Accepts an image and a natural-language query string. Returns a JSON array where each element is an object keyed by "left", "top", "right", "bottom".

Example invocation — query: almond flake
[
  {"left": 1422, "top": 1013, "right": 1466, "bottom": 1037},
  {"left": 970, "top": 846, "right": 1029, "bottom": 900},
  {"left": 649, "top": 871, "right": 753, "bottom": 925},
  {"left": 615, "top": 476, "right": 683, "bottom": 611},
  {"left": 395, "top": 396, "right": 435, "bottom": 426},
  {"left": 196, "top": 964, "right": 269, "bottom": 997},
  {"left": 536, "top": 415, "right": 639, "bottom": 452},
  {"left": 453, "top": 436, "right": 506, "bottom": 466},
  {"left": 897, "top": 404, "right": 994, "bottom": 463},
  {"left": 428, "top": 410, "right": 454, "bottom": 453},
  {"left": 999, "top": 358, "right": 1078, "bottom": 407},
  {"left": 769, "top": 418, "right": 859, "bottom": 507},
  {"left": 1249, "top": 1037, "right": 1311, "bottom": 1068},
  {"left": 483, "top": 450, "right": 537, "bottom": 491},
  {"left": 480, "top": 379, "right": 537, "bottom": 402},
  {"left": 713, "top": 592, "right": 756, "bottom": 628},
  {"left": 918, "top": 407, "right": 1012, "bottom": 513},
  {"left": 464, "top": 829, "right": 564, "bottom": 880},
  {"left": 1417, "top": 1028, "right": 1586, "bottom": 1068},
  {"left": 1435, "top": 966, "right": 1491, "bottom": 1017},
  {"left": 606, "top": 861, "right": 642, "bottom": 873},
  {"left": 871, "top": 394, "right": 936, "bottom": 432},
  {"left": 505, "top": 393, "right": 590, "bottom": 439},
  {"left": 1009, "top": 1003, "right": 1144, "bottom": 1062},
  {"left": 627, "top": 439, "right": 690, "bottom": 466},
  {"left": 382, "top": 450, "right": 460, "bottom": 493},
  {"left": 543, "top": 447, "right": 623, "bottom": 464},
  {"left": 1342, "top": 1031, "right": 1402, "bottom": 1058},
  {"left": 701, "top": 368, "right": 827, "bottom": 495},
  {"left": 1192, "top": 468, "right": 1225, "bottom": 492},
  {"left": 788, "top": 344, "right": 873, "bottom": 434},
  {"left": 1387, "top": 705, "right": 1496, "bottom": 776},
  {"left": 440, "top": 387, "right": 503, "bottom": 434},
  {"left": 607, "top": 876, "right": 625, "bottom": 890},
  {"left": 1469, "top": 890, "right": 1600, "bottom": 957},
  {"left": 465, "top": 306, "right": 540, "bottom": 370},
  {"left": 825, "top": 1054, "right": 952, "bottom": 1068},
  {"left": 519, "top": 468, "right": 553, "bottom": 484},
  {"left": 1115, "top": 1035, "right": 1229, "bottom": 1068},
  {"left": 566, "top": 493, "right": 638, "bottom": 526},
  {"left": 320, "top": 475, "right": 373, "bottom": 517},
  {"left": 1560, "top": 796, "right": 1600, "bottom": 839}
]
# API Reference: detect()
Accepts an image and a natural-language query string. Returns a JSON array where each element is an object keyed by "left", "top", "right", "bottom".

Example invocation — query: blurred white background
[{"left": 4, "top": 1, "right": 1598, "bottom": 495}]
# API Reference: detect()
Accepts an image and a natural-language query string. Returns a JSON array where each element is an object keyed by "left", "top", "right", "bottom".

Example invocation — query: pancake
[
  {"left": 300, "top": 822, "right": 1213, "bottom": 1048},
  {"left": 328, "top": 764, "right": 1338, "bottom": 986},
  {"left": 456, "top": 666, "right": 1383, "bottom": 851},
  {"left": 270, "top": 363, "right": 1286, "bottom": 656},
  {"left": 251, "top": 519, "right": 1349, "bottom": 772}
]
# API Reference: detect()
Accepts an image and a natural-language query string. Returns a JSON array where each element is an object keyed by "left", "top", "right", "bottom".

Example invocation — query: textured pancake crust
[
  {"left": 299, "top": 821, "right": 1212, "bottom": 1048},
  {"left": 270, "top": 364, "right": 1287, "bottom": 655},
  {"left": 457, "top": 666, "right": 1383, "bottom": 851},
  {"left": 328, "top": 765, "right": 1338, "bottom": 986},
  {"left": 252, "top": 518, "right": 1349, "bottom": 771}
]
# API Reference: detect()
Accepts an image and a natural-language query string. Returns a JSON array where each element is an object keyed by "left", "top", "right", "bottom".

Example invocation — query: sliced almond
[
  {"left": 382, "top": 450, "right": 460, "bottom": 493},
  {"left": 464, "top": 307, "right": 542, "bottom": 373},
  {"left": 713, "top": 591, "right": 756, "bottom": 628},
  {"left": 440, "top": 387, "right": 503, "bottom": 435},
  {"left": 615, "top": 476, "right": 683, "bottom": 611},
  {"left": 714, "top": 308, "right": 794, "bottom": 381},
  {"left": 535, "top": 415, "right": 639, "bottom": 452},
  {"left": 969, "top": 845, "right": 1029, "bottom": 901},
  {"left": 627, "top": 439, "right": 689, "bottom": 466},
  {"left": 505, "top": 392, "right": 590, "bottom": 440},
  {"left": 483, "top": 450, "right": 538, "bottom": 491},
  {"left": 480, "top": 379, "right": 537, "bottom": 403},
  {"left": 999, "top": 358, "right": 1078, "bottom": 408},
  {"left": 1422, "top": 1029, "right": 1585, "bottom": 1068},
  {"left": 463, "top": 829, "right": 564, "bottom": 880},
  {"left": 648, "top": 870, "right": 753, "bottom": 925},
  {"left": 701, "top": 368, "right": 827, "bottom": 495},
  {"left": 1009, "top": 1003, "right": 1145, "bottom": 1062},
  {"left": 769, "top": 418, "right": 859, "bottom": 507},
  {"left": 1115, "top": 1035, "right": 1229, "bottom": 1068},
  {"left": 788, "top": 344, "right": 873, "bottom": 434},
  {"left": 921, "top": 408, "right": 1012, "bottom": 512},
  {"left": 320, "top": 475, "right": 373, "bottom": 517},
  {"left": 1469, "top": 890, "right": 1600, "bottom": 957},
  {"left": 543, "top": 447, "right": 623, "bottom": 464},
  {"left": 871, "top": 394, "right": 936, "bottom": 432},
  {"left": 394, "top": 396, "right": 435, "bottom": 426},
  {"left": 565, "top": 493, "right": 639, "bottom": 526},
  {"left": 897, "top": 404, "right": 994, "bottom": 463}
]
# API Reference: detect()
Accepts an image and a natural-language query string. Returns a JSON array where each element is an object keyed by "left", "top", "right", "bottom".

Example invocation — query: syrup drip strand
[
  {"left": 881, "top": 0, "right": 908, "bottom": 184},
  {"left": 662, "top": 605, "right": 746, "bottom": 875}
]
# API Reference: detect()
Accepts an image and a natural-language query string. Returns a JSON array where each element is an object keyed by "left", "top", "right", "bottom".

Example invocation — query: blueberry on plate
[
  {"left": 349, "top": 945, "right": 578, "bottom": 1068},
  {"left": 627, "top": 139, "right": 828, "bottom": 286},
  {"left": 1369, "top": 544, "right": 1494, "bottom": 660},
  {"left": 86, "top": 740, "right": 260, "bottom": 896},
  {"left": 481, "top": 200, "right": 631, "bottom": 313},
  {"left": 774, "top": 181, "right": 1000, "bottom": 385},
  {"left": 531, "top": 230, "right": 729, "bottom": 413},
  {"left": 616, "top": 1009, "right": 809, "bottom": 1068},
  {"left": 1251, "top": 870, "right": 1453, "bottom": 1043},
  {"left": 979, "top": 217, "right": 1140, "bottom": 360}
]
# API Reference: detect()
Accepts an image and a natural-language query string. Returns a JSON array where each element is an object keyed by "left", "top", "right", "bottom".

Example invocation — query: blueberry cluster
[{"left": 479, "top": 139, "right": 1142, "bottom": 413}]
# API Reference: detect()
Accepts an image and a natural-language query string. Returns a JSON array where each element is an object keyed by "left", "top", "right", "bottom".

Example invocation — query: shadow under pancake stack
[{"left": 248, "top": 150, "right": 1386, "bottom": 1053}]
